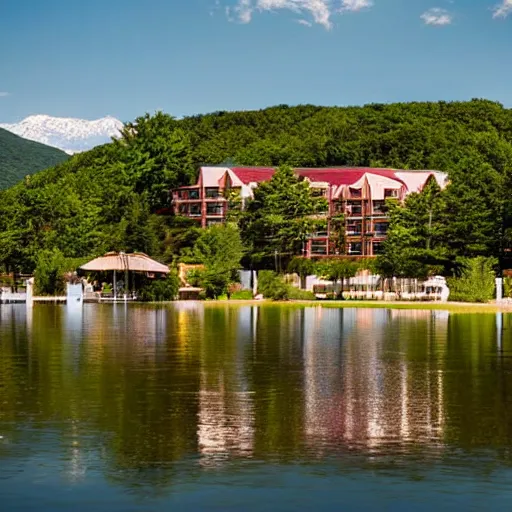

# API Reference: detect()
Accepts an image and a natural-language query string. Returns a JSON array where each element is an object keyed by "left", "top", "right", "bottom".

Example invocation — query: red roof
[
  {"left": 297, "top": 168, "right": 406, "bottom": 186},
  {"left": 229, "top": 166, "right": 405, "bottom": 188},
  {"left": 230, "top": 167, "right": 275, "bottom": 185},
  {"left": 297, "top": 169, "right": 367, "bottom": 186}
]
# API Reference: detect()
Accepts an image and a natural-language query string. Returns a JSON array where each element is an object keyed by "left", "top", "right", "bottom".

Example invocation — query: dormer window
[
  {"left": 384, "top": 189, "right": 399, "bottom": 199},
  {"left": 311, "top": 188, "right": 327, "bottom": 197}
]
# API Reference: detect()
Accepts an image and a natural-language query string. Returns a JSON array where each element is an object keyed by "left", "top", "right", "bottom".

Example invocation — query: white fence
[{"left": 0, "top": 287, "right": 27, "bottom": 303}]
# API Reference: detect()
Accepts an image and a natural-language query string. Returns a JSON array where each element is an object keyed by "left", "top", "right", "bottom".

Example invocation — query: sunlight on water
[{"left": 1, "top": 303, "right": 512, "bottom": 510}]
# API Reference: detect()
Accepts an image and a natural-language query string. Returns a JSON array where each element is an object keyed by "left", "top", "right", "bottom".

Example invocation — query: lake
[{"left": 1, "top": 303, "right": 512, "bottom": 511}]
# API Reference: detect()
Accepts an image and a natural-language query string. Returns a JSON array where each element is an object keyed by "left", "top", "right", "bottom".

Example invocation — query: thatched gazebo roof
[{"left": 80, "top": 252, "right": 170, "bottom": 274}]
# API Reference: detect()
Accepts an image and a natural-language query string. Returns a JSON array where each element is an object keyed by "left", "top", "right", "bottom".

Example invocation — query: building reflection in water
[
  {"left": 197, "top": 306, "right": 257, "bottom": 467},
  {"left": 303, "top": 308, "right": 449, "bottom": 455}
]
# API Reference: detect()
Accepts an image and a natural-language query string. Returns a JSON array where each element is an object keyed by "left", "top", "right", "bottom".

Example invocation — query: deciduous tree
[
  {"left": 238, "top": 166, "right": 327, "bottom": 267},
  {"left": 191, "top": 224, "right": 244, "bottom": 299}
]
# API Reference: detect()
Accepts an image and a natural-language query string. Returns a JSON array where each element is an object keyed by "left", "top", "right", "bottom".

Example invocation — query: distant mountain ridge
[
  {"left": 0, "top": 115, "right": 123, "bottom": 154},
  {"left": 0, "top": 127, "right": 68, "bottom": 189}
]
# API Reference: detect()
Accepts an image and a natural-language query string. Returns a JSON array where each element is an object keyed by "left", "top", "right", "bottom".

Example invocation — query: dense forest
[
  {"left": 2, "top": 99, "right": 512, "bottom": 285},
  {"left": 0, "top": 128, "right": 68, "bottom": 189}
]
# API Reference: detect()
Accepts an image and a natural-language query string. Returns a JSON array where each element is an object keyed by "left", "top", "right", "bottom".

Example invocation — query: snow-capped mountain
[{"left": 0, "top": 115, "right": 124, "bottom": 154}]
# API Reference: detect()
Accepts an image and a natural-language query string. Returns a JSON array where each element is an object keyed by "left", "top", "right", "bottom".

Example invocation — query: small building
[
  {"left": 80, "top": 252, "right": 170, "bottom": 301},
  {"left": 178, "top": 286, "right": 203, "bottom": 300}
]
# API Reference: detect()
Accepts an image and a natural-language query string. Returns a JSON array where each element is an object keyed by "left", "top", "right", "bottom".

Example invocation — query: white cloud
[
  {"left": 233, "top": 0, "right": 253, "bottom": 23},
  {"left": 340, "top": 0, "right": 372, "bottom": 12},
  {"left": 420, "top": 7, "right": 453, "bottom": 26},
  {"left": 225, "top": 0, "right": 372, "bottom": 29},
  {"left": 493, "top": 0, "right": 512, "bottom": 18},
  {"left": 0, "top": 92, "right": 10, "bottom": 97},
  {"left": 297, "top": 18, "right": 313, "bottom": 26}
]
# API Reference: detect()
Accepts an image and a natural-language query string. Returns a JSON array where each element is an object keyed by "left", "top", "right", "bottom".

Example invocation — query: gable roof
[{"left": 229, "top": 167, "right": 275, "bottom": 185}]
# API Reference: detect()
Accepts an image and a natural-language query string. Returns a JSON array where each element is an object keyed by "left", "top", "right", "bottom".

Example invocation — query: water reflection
[
  {"left": 1, "top": 304, "right": 512, "bottom": 496},
  {"left": 198, "top": 307, "right": 255, "bottom": 466},
  {"left": 302, "top": 308, "right": 449, "bottom": 455}
]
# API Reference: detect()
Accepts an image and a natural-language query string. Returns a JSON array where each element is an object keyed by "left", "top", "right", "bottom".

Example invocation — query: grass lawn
[
  {"left": 216, "top": 290, "right": 254, "bottom": 301},
  {"left": 199, "top": 299, "right": 509, "bottom": 314}
]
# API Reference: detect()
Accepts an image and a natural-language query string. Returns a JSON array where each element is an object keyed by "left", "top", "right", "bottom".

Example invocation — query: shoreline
[
  {"left": 18, "top": 299, "right": 512, "bottom": 314},
  {"left": 193, "top": 299, "right": 512, "bottom": 313}
]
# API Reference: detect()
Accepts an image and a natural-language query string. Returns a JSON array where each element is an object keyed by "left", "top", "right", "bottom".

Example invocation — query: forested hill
[
  {"left": 0, "top": 127, "right": 68, "bottom": 189},
  {"left": 2, "top": 99, "right": 512, "bottom": 273}
]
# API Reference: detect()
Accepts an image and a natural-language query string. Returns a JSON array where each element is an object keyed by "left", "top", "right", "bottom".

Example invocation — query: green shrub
[
  {"left": 218, "top": 290, "right": 254, "bottom": 300},
  {"left": 258, "top": 271, "right": 287, "bottom": 299},
  {"left": 138, "top": 272, "right": 180, "bottom": 302},
  {"left": 504, "top": 277, "right": 512, "bottom": 299},
  {"left": 258, "top": 270, "right": 316, "bottom": 301},
  {"left": 287, "top": 287, "right": 316, "bottom": 300},
  {"left": 447, "top": 257, "right": 497, "bottom": 303},
  {"left": 198, "top": 267, "right": 236, "bottom": 299},
  {"left": 186, "top": 268, "right": 203, "bottom": 287},
  {"left": 34, "top": 249, "right": 67, "bottom": 296}
]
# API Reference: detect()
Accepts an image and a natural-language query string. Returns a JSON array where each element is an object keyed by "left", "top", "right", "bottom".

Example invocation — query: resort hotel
[{"left": 171, "top": 166, "right": 448, "bottom": 258}]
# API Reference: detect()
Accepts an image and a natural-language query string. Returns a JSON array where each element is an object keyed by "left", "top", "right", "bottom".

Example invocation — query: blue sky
[{"left": 0, "top": 0, "right": 511, "bottom": 123}]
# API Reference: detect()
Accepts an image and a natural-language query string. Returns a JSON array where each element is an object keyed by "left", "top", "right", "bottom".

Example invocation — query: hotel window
[
  {"left": 311, "top": 228, "right": 328, "bottom": 237},
  {"left": 374, "top": 222, "right": 388, "bottom": 236},
  {"left": 179, "top": 204, "right": 189, "bottom": 215},
  {"left": 189, "top": 204, "right": 201, "bottom": 217},
  {"left": 311, "top": 240, "right": 328, "bottom": 255},
  {"left": 373, "top": 242, "right": 384, "bottom": 255},
  {"left": 180, "top": 189, "right": 199, "bottom": 200},
  {"left": 347, "top": 221, "right": 362, "bottom": 236},
  {"left": 333, "top": 201, "right": 344, "bottom": 214},
  {"left": 349, "top": 187, "right": 362, "bottom": 198},
  {"left": 205, "top": 187, "right": 221, "bottom": 198},
  {"left": 206, "top": 203, "right": 223, "bottom": 216},
  {"left": 347, "top": 201, "right": 362, "bottom": 216},
  {"left": 348, "top": 242, "right": 362, "bottom": 255},
  {"left": 373, "top": 200, "right": 386, "bottom": 214}
]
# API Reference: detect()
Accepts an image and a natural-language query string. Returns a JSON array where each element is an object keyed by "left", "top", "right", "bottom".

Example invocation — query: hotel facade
[{"left": 171, "top": 166, "right": 447, "bottom": 258}]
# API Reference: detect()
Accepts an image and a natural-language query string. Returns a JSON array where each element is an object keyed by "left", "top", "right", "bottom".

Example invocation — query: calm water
[{"left": 1, "top": 304, "right": 512, "bottom": 510}]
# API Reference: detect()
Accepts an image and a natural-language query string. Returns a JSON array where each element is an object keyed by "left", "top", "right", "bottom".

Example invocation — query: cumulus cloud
[
  {"left": 226, "top": 0, "right": 372, "bottom": 29},
  {"left": 493, "top": 0, "right": 512, "bottom": 18},
  {"left": 297, "top": 18, "right": 313, "bottom": 26},
  {"left": 0, "top": 92, "right": 10, "bottom": 97},
  {"left": 420, "top": 7, "right": 453, "bottom": 26}
]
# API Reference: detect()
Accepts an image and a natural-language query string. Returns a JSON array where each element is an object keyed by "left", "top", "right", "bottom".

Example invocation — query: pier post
[
  {"left": 26, "top": 278, "right": 34, "bottom": 307},
  {"left": 496, "top": 277, "right": 503, "bottom": 304}
]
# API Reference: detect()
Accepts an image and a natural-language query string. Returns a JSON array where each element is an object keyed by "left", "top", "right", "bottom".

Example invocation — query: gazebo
[{"left": 80, "top": 252, "right": 170, "bottom": 300}]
